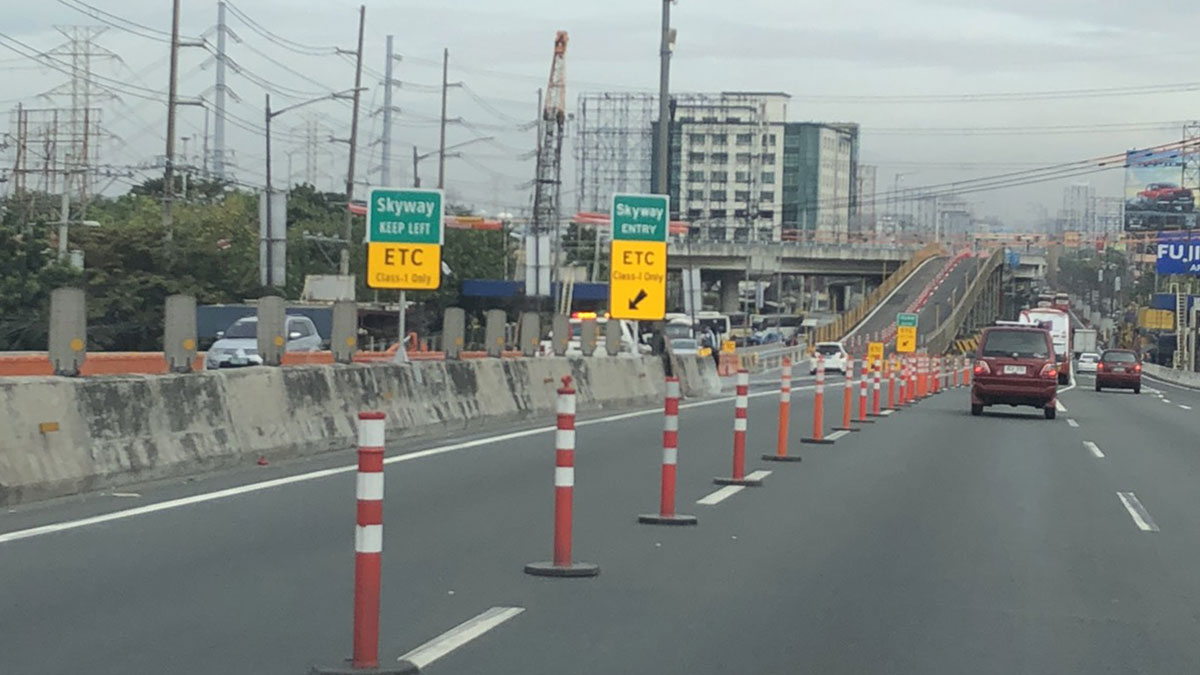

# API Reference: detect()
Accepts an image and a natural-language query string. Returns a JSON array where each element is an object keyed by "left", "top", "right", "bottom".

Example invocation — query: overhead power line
[
  {"left": 223, "top": 0, "right": 341, "bottom": 55},
  {"left": 797, "top": 81, "right": 1200, "bottom": 104}
]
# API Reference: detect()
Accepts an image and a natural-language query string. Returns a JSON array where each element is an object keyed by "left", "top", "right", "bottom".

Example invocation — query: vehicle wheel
[
  {"left": 1134, "top": 386, "right": 1141, "bottom": 395},
  {"left": 1045, "top": 406, "right": 1056, "bottom": 420},
  {"left": 1095, "top": 383, "right": 1101, "bottom": 392},
  {"left": 970, "top": 404, "right": 983, "bottom": 416},
  {"left": 1058, "top": 372, "right": 1069, "bottom": 385}
]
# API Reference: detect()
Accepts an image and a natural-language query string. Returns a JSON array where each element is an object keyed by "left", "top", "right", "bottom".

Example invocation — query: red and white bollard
[
  {"left": 933, "top": 358, "right": 941, "bottom": 394},
  {"left": 870, "top": 362, "right": 883, "bottom": 416},
  {"left": 715, "top": 370, "right": 765, "bottom": 486},
  {"left": 857, "top": 361, "right": 874, "bottom": 424},
  {"left": 353, "top": 412, "right": 386, "bottom": 671},
  {"left": 836, "top": 361, "right": 858, "bottom": 432},
  {"left": 640, "top": 377, "right": 698, "bottom": 525},
  {"left": 886, "top": 359, "right": 897, "bottom": 411},
  {"left": 765, "top": 357, "right": 804, "bottom": 460},
  {"left": 803, "top": 355, "right": 834, "bottom": 444},
  {"left": 526, "top": 376, "right": 599, "bottom": 577}
]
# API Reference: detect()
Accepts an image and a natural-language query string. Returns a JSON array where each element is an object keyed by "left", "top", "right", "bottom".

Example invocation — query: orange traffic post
[
  {"left": 764, "top": 357, "right": 803, "bottom": 461},
  {"left": 886, "top": 359, "right": 897, "bottom": 411},
  {"left": 857, "top": 361, "right": 875, "bottom": 424},
  {"left": 835, "top": 361, "right": 858, "bottom": 432},
  {"left": 802, "top": 355, "right": 834, "bottom": 445}
]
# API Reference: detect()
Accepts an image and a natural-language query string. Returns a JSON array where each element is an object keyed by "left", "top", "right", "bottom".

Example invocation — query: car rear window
[
  {"left": 816, "top": 345, "right": 842, "bottom": 355},
  {"left": 1103, "top": 351, "right": 1137, "bottom": 363},
  {"left": 981, "top": 330, "right": 1049, "bottom": 358}
]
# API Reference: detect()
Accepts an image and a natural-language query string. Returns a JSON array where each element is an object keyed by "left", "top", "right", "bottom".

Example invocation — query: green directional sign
[
  {"left": 611, "top": 193, "right": 669, "bottom": 242},
  {"left": 367, "top": 187, "right": 444, "bottom": 244},
  {"left": 897, "top": 312, "right": 919, "bottom": 328}
]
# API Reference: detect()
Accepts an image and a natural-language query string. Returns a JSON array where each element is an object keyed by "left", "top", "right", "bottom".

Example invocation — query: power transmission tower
[
  {"left": 438, "top": 48, "right": 449, "bottom": 189},
  {"left": 41, "top": 26, "right": 116, "bottom": 205},
  {"left": 213, "top": 1, "right": 234, "bottom": 179},
  {"left": 1183, "top": 122, "right": 1200, "bottom": 221}
]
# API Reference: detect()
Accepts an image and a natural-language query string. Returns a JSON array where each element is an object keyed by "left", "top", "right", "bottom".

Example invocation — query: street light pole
[
  {"left": 264, "top": 93, "right": 276, "bottom": 288},
  {"left": 655, "top": 0, "right": 673, "bottom": 197}
]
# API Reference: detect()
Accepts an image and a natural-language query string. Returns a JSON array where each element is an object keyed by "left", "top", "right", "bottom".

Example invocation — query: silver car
[{"left": 205, "top": 315, "right": 323, "bottom": 369}]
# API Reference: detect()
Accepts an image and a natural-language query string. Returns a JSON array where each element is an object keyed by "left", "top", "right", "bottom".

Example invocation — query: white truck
[{"left": 1073, "top": 328, "right": 1098, "bottom": 357}]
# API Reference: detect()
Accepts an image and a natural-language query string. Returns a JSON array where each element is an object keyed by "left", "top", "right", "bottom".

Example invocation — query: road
[
  {"left": 5, "top": 370, "right": 1200, "bottom": 673},
  {"left": 848, "top": 255, "right": 946, "bottom": 343},
  {"left": 917, "top": 254, "right": 975, "bottom": 331}
]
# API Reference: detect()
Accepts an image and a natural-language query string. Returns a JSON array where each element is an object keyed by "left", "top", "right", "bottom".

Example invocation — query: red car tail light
[
  {"left": 1040, "top": 364, "right": 1058, "bottom": 378},
  {"left": 1096, "top": 362, "right": 1104, "bottom": 371},
  {"left": 974, "top": 360, "right": 990, "bottom": 375},
  {"left": 1134, "top": 363, "right": 1142, "bottom": 372}
]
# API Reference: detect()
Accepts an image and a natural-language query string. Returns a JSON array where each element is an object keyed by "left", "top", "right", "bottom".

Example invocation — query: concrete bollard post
[
  {"left": 331, "top": 299, "right": 358, "bottom": 365},
  {"left": 256, "top": 295, "right": 286, "bottom": 367},
  {"left": 484, "top": 309, "right": 507, "bottom": 358},
  {"left": 49, "top": 287, "right": 87, "bottom": 377},
  {"left": 443, "top": 307, "right": 466, "bottom": 360},
  {"left": 551, "top": 314, "right": 570, "bottom": 357},
  {"left": 164, "top": 294, "right": 197, "bottom": 373},
  {"left": 580, "top": 318, "right": 598, "bottom": 356},
  {"left": 519, "top": 312, "right": 540, "bottom": 357}
]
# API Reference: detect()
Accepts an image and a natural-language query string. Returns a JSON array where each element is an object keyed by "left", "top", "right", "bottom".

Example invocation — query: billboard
[
  {"left": 1155, "top": 232, "right": 1200, "bottom": 274},
  {"left": 1125, "top": 148, "right": 1197, "bottom": 231}
]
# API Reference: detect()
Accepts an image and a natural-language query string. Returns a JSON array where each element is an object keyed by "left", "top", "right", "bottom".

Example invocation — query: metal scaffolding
[{"left": 574, "top": 92, "right": 656, "bottom": 213}]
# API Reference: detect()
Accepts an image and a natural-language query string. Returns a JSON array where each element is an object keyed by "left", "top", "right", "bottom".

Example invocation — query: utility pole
[
  {"left": 163, "top": 0, "right": 182, "bottom": 240},
  {"left": 338, "top": 5, "right": 366, "bottom": 277},
  {"left": 655, "top": 0, "right": 673, "bottom": 196},
  {"left": 437, "top": 47, "right": 449, "bottom": 189},
  {"left": 381, "top": 34, "right": 396, "bottom": 186},
  {"left": 412, "top": 145, "right": 420, "bottom": 187},
  {"left": 214, "top": 1, "right": 229, "bottom": 179},
  {"left": 265, "top": 93, "right": 275, "bottom": 288}
]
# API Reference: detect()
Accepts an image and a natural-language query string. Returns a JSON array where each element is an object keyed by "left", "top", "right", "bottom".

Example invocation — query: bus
[{"left": 1020, "top": 307, "right": 1071, "bottom": 384}]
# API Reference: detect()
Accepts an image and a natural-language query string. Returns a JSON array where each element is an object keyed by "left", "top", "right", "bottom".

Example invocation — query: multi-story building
[
  {"left": 1058, "top": 183, "right": 1096, "bottom": 237},
  {"left": 653, "top": 92, "right": 859, "bottom": 242}
]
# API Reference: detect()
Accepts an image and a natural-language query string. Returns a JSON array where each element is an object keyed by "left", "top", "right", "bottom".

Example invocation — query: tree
[{"left": 0, "top": 194, "right": 81, "bottom": 349}]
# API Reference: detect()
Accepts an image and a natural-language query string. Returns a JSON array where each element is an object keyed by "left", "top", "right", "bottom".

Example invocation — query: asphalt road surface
[
  {"left": 849, "top": 255, "right": 946, "bottom": 342},
  {"left": 5, "top": 370, "right": 1200, "bottom": 674}
]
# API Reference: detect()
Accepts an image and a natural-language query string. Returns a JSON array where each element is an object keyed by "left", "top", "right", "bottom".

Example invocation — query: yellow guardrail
[{"left": 813, "top": 243, "right": 945, "bottom": 344}]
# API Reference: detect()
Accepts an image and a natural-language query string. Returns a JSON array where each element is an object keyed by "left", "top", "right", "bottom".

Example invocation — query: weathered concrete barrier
[
  {"left": 0, "top": 355, "right": 720, "bottom": 506},
  {"left": 1142, "top": 363, "right": 1200, "bottom": 389}
]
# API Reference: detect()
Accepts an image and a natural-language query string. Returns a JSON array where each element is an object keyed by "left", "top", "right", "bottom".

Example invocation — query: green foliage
[{"left": 0, "top": 181, "right": 511, "bottom": 350}]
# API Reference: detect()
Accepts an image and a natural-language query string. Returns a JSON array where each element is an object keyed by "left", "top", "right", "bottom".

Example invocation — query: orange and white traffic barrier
[
  {"left": 836, "top": 362, "right": 857, "bottom": 431},
  {"left": 933, "top": 358, "right": 941, "bottom": 394},
  {"left": 870, "top": 362, "right": 883, "bottom": 416},
  {"left": 886, "top": 360, "right": 897, "bottom": 411},
  {"left": 352, "top": 411, "right": 386, "bottom": 670},
  {"left": 640, "top": 377, "right": 698, "bottom": 525},
  {"left": 715, "top": 370, "right": 765, "bottom": 486},
  {"left": 857, "top": 361, "right": 874, "bottom": 424},
  {"left": 526, "top": 376, "right": 599, "bottom": 577},
  {"left": 802, "top": 355, "right": 834, "bottom": 445},
  {"left": 765, "top": 357, "right": 804, "bottom": 460}
]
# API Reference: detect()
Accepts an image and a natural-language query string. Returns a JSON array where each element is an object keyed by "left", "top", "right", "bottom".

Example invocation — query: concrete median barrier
[{"left": 0, "top": 355, "right": 720, "bottom": 506}]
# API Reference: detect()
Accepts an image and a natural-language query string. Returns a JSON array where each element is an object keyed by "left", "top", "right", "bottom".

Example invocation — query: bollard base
[
  {"left": 761, "top": 453, "right": 803, "bottom": 461},
  {"left": 524, "top": 561, "right": 600, "bottom": 577},
  {"left": 868, "top": 413, "right": 886, "bottom": 418},
  {"left": 800, "top": 437, "right": 835, "bottom": 445},
  {"left": 855, "top": 419, "right": 876, "bottom": 424},
  {"left": 713, "top": 476, "right": 765, "bottom": 487},
  {"left": 638, "top": 513, "right": 699, "bottom": 526},
  {"left": 309, "top": 662, "right": 418, "bottom": 675},
  {"left": 834, "top": 426, "right": 861, "bottom": 432}
]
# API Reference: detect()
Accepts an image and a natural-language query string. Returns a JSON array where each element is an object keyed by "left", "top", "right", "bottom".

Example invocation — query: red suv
[
  {"left": 1095, "top": 349, "right": 1141, "bottom": 394},
  {"left": 971, "top": 325, "right": 1059, "bottom": 419}
]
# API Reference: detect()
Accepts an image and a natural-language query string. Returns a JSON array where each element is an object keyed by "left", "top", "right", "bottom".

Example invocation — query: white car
[
  {"left": 1076, "top": 352, "right": 1100, "bottom": 373},
  {"left": 205, "top": 315, "right": 323, "bottom": 369},
  {"left": 810, "top": 341, "right": 848, "bottom": 374}
]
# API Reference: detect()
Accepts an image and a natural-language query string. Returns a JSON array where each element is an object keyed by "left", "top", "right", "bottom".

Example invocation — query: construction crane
[{"left": 530, "top": 31, "right": 568, "bottom": 300}]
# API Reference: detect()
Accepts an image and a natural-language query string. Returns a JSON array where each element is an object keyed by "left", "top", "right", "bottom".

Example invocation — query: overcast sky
[{"left": 5, "top": 0, "right": 1200, "bottom": 226}]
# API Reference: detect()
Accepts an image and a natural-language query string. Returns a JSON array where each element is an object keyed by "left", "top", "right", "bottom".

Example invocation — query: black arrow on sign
[{"left": 628, "top": 289, "right": 648, "bottom": 310}]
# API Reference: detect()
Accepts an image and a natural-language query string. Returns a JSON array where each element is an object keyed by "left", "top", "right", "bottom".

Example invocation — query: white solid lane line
[
  {"left": 826, "top": 430, "right": 849, "bottom": 441},
  {"left": 697, "top": 486, "right": 744, "bottom": 506},
  {"left": 1067, "top": 418, "right": 1079, "bottom": 428},
  {"left": 1181, "top": 405, "right": 1193, "bottom": 411},
  {"left": 0, "top": 387, "right": 803, "bottom": 545},
  {"left": 1117, "top": 492, "right": 1160, "bottom": 532},
  {"left": 1083, "top": 441, "right": 1105, "bottom": 458},
  {"left": 398, "top": 606, "right": 525, "bottom": 669},
  {"left": 744, "top": 470, "right": 772, "bottom": 482},
  {"left": 1162, "top": 399, "right": 1172, "bottom": 404},
  {"left": 1055, "top": 400, "right": 1068, "bottom": 413}
]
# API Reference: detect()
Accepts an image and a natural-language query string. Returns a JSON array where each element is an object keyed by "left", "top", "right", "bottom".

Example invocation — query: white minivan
[{"left": 810, "top": 341, "right": 849, "bottom": 374}]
